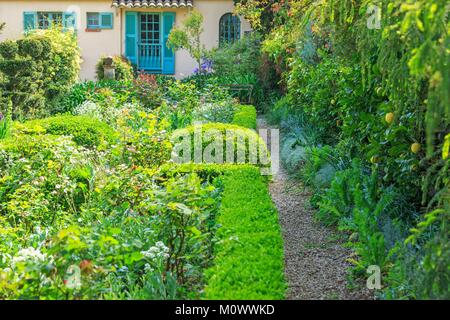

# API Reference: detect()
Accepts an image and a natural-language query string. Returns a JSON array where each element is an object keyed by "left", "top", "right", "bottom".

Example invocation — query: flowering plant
[{"left": 193, "top": 58, "right": 213, "bottom": 75}]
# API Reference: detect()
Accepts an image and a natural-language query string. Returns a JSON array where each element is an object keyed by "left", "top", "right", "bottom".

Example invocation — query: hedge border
[
  {"left": 161, "top": 163, "right": 286, "bottom": 299},
  {"left": 14, "top": 115, "right": 117, "bottom": 148},
  {"left": 232, "top": 105, "right": 257, "bottom": 130},
  {"left": 203, "top": 166, "right": 286, "bottom": 300}
]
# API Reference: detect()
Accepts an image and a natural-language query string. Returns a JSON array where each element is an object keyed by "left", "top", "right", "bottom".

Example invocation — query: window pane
[
  {"left": 87, "top": 13, "right": 99, "bottom": 28},
  {"left": 219, "top": 13, "right": 241, "bottom": 45},
  {"left": 37, "top": 12, "right": 64, "bottom": 29},
  {"left": 38, "top": 12, "right": 49, "bottom": 29}
]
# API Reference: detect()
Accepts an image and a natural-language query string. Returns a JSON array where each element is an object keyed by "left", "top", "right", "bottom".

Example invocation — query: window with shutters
[
  {"left": 23, "top": 12, "right": 77, "bottom": 32},
  {"left": 37, "top": 12, "right": 63, "bottom": 29},
  {"left": 86, "top": 12, "right": 114, "bottom": 30}
]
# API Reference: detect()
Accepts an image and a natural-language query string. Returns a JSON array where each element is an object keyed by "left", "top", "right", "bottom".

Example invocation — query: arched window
[{"left": 219, "top": 13, "right": 241, "bottom": 45}]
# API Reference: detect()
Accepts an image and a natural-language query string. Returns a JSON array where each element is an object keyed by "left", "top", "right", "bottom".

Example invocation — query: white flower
[
  {"left": 11, "top": 247, "right": 48, "bottom": 266},
  {"left": 141, "top": 242, "right": 169, "bottom": 260},
  {"left": 144, "top": 263, "right": 154, "bottom": 273}
]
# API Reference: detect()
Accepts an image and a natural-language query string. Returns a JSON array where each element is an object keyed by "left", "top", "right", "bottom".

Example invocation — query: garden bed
[{"left": 0, "top": 56, "right": 285, "bottom": 299}]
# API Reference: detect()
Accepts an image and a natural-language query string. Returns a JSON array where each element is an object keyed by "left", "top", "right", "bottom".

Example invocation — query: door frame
[{"left": 137, "top": 12, "right": 163, "bottom": 72}]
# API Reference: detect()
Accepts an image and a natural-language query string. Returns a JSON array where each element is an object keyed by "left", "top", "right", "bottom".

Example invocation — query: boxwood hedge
[
  {"left": 171, "top": 123, "right": 269, "bottom": 166},
  {"left": 15, "top": 115, "right": 117, "bottom": 148},
  {"left": 203, "top": 166, "right": 286, "bottom": 299},
  {"left": 232, "top": 105, "right": 257, "bottom": 130}
]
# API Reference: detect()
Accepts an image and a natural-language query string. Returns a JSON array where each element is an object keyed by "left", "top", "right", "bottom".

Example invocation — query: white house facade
[{"left": 0, "top": 0, "right": 251, "bottom": 80}]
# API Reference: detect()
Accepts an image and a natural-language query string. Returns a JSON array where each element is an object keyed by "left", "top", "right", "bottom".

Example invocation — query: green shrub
[
  {"left": 16, "top": 115, "right": 116, "bottom": 148},
  {"left": 0, "top": 134, "right": 93, "bottom": 227},
  {"left": 317, "top": 161, "right": 368, "bottom": 226},
  {"left": 27, "top": 28, "right": 81, "bottom": 108},
  {"left": 208, "top": 34, "right": 267, "bottom": 106},
  {"left": 204, "top": 167, "right": 286, "bottom": 299},
  {"left": 266, "top": 96, "right": 290, "bottom": 125},
  {"left": 0, "top": 28, "right": 80, "bottom": 118},
  {"left": 209, "top": 34, "right": 262, "bottom": 79},
  {"left": 232, "top": 105, "right": 257, "bottom": 129},
  {"left": 0, "top": 163, "right": 221, "bottom": 299},
  {"left": 96, "top": 56, "right": 134, "bottom": 81},
  {"left": 130, "top": 73, "right": 163, "bottom": 110},
  {"left": 171, "top": 123, "right": 269, "bottom": 166},
  {"left": 192, "top": 101, "right": 236, "bottom": 124},
  {"left": 58, "top": 80, "right": 137, "bottom": 114},
  {"left": 113, "top": 111, "right": 172, "bottom": 168}
]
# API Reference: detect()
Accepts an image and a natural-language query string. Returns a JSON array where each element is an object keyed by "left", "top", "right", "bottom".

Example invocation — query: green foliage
[
  {"left": 0, "top": 103, "right": 11, "bottom": 139},
  {"left": 300, "top": 145, "right": 342, "bottom": 190},
  {"left": 58, "top": 80, "right": 135, "bottom": 114},
  {"left": 405, "top": 203, "right": 450, "bottom": 299},
  {"left": 317, "top": 161, "right": 367, "bottom": 226},
  {"left": 168, "top": 10, "right": 205, "bottom": 69},
  {"left": 232, "top": 105, "right": 257, "bottom": 129},
  {"left": 192, "top": 101, "right": 236, "bottom": 124},
  {"left": 113, "top": 111, "right": 172, "bottom": 168},
  {"left": 130, "top": 73, "right": 163, "bottom": 110},
  {"left": 16, "top": 115, "right": 116, "bottom": 148},
  {"left": 171, "top": 123, "right": 269, "bottom": 166},
  {"left": 0, "top": 28, "right": 80, "bottom": 119},
  {"left": 317, "top": 161, "right": 399, "bottom": 274},
  {"left": 209, "top": 34, "right": 262, "bottom": 79},
  {"left": 253, "top": 0, "right": 449, "bottom": 299},
  {"left": 96, "top": 56, "right": 134, "bottom": 81},
  {"left": 58, "top": 77, "right": 162, "bottom": 118},
  {"left": 204, "top": 167, "right": 286, "bottom": 299},
  {"left": 0, "top": 50, "right": 287, "bottom": 299},
  {"left": 0, "top": 134, "right": 94, "bottom": 228},
  {"left": 207, "top": 34, "right": 270, "bottom": 107},
  {"left": 0, "top": 165, "right": 220, "bottom": 299}
]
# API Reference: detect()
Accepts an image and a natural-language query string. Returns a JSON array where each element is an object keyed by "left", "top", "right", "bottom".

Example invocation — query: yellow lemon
[
  {"left": 385, "top": 112, "right": 394, "bottom": 124},
  {"left": 370, "top": 156, "right": 380, "bottom": 164},
  {"left": 411, "top": 143, "right": 421, "bottom": 154}
]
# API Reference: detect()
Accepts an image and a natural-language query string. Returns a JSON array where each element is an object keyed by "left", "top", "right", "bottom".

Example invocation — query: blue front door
[
  {"left": 125, "top": 12, "right": 175, "bottom": 75},
  {"left": 138, "top": 13, "right": 162, "bottom": 72}
]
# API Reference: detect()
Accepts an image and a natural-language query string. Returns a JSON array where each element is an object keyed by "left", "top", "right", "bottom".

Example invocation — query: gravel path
[{"left": 258, "top": 117, "right": 372, "bottom": 300}]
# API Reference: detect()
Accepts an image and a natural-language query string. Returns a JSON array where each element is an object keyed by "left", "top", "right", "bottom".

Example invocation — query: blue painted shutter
[
  {"left": 125, "top": 12, "right": 138, "bottom": 65},
  {"left": 23, "top": 12, "right": 37, "bottom": 32},
  {"left": 100, "top": 12, "right": 113, "bottom": 29},
  {"left": 63, "top": 12, "right": 77, "bottom": 30},
  {"left": 162, "top": 12, "right": 175, "bottom": 75}
]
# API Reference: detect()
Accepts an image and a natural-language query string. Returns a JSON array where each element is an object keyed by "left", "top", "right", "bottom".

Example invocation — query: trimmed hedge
[
  {"left": 15, "top": 115, "right": 117, "bottom": 148},
  {"left": 204, "top": 167, "right": 286, "bottom": 299},
  {"left": 232, "top": 105, "right": 257, "bottom": 130},
  {"left": 171, "top": 123, "right": 269, "bottom": 166},
  {"left": 161, "top": 163, "right": 286, "bottom": 299},
  {"left": 0, "top": 28, "right": 80, "bottom": 119},
  {"left": 160, "top": 163, "right": 260, "bottom": 183}
]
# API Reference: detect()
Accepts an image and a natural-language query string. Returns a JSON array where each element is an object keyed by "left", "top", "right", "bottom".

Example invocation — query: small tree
[
  {"left": 167, "top": 10, "right": 205, "bottom": 71},
  {"left": 0, "top": 22, "right": 5, "bottom": 33}
]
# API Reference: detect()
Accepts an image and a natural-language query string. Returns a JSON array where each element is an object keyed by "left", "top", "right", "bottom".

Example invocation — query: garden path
[{"left": 257, "top": 117, "right": 372, "bottom": 300}]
